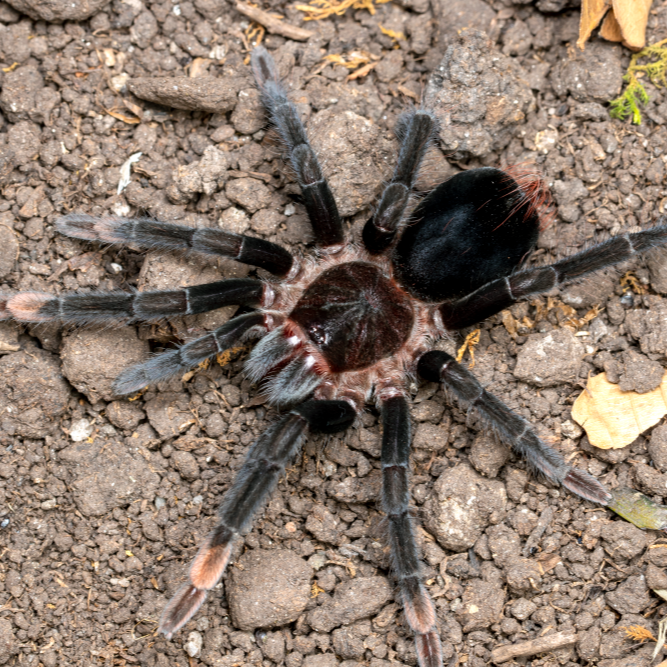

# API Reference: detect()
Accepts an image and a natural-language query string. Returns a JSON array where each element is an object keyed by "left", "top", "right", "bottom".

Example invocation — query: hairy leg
[
  {"left": 417, "top": 351, "right": 611, "bottom": 504},
  {"left": 363, "top": 110, "right": 438, "bottom": 255},
  {"left": 57, "top": 215, "right": 294, "bottom": 277},
  {"left": 159, "top": 399, "right": 356, "bottom": 638},
  {"left": 113, "top": 311, "right": 265, "bottom": 395},
  {"left": 440, "top": 223, "right": 667, "bottom": 330},
  {"left": 381, "top": 395, "right": 442, "bottom": 667},
  {"left": 251, "top": 46, "right": 344, "bottom": 248},
  {"left": 4, "top": 279, "right": 265, "bottom": 324}
]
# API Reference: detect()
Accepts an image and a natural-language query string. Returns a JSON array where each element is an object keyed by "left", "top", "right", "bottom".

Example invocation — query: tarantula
[{"left": 4, "top": 45, "right": 667, "bottom": 667}]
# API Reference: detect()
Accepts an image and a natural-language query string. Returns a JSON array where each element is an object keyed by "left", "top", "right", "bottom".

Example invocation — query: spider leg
[
  {"left": 381, "top": 395, "right": 442, "bottom": 667},
  {"left": 417, "top": 351, "right": 611, "bottom": 504},
  {"left": 251, "top": 46, "right": 344, "bottom": 248},
  {"left": 113, "top": 311, "right": 265, "bottom": 395},
  {"left": 57, "top": 215, "right": 294, "bottom": 277},
  {"left": 159, "top": 398, "right": 356, "bottom": 639},
  {"left": 363, "top": 110, "right": 438, "bottom": 255},
  {"left": 4, "top": 278, "right": 265, "bottom": 325},
  {"left": 439, "top": 223, "right": 667, "bottom": 330}
]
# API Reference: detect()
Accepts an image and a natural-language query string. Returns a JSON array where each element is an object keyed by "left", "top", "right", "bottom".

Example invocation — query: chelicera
[{"left": 4, "top": 45, "right": 667, "bottom": 667}]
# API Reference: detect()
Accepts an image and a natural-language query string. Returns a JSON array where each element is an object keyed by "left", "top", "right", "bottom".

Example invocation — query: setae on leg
[
  {"left": 3, "top": 279, "right": 266, "bottom": 324},
  {"left": 57, "top": 214, "right": 294, "bottom": 277},
  {"left": 381, "top": 395, "right": 442, "bottom": 667},
  {"left": 251, "top": 46, "right": 344, "bottom": 248},
  {"left": 440, "top": 223, "right": 667, "bottom": 330},
  {"left": 113, "top": 311, "right": 266, "bottom": 395},
  {"left": 417, "top": 351, "right": 611, "bottom": 505},
  {"left": 363, "top": 110, "right": 438, "bottom": 255},
  {"left": 159, "top": 399, "right": 356, "bottom": 639}
]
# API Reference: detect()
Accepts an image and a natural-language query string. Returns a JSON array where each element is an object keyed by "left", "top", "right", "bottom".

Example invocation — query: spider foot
[
  {"left": 562, "top": 467, "right": 612, "bottom": 505},
  {"left": 3, "top": 292, "right": 54, "bottom": 322},
  {"left": 159, "top": 583, "right": 208, "bottom": 640},
  {"left": 415, "top": 631, "right": 443, "bottom": 667}
]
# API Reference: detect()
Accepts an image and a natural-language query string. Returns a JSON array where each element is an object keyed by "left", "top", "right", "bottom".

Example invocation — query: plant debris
[
  {"left": 294, "top": 0, "right": 390, "bottom": 21},
  {"left": 610, "top": 38, "right": 667, "bottom": 124},
  {"left": 572, "top": 371, "right": 667, "bottom": 449}
]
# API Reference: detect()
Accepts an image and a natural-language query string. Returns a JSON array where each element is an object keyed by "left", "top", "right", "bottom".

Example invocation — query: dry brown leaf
[
  {"left": 572, "top": 371, "right": 667, "bottom": 449},
  {"left": 613, "top": 0, "right": 653, "bottom": 50},
  {"left": 578, "top": 0, "right": 612, "bottom": 49},
  {"left": 578, "top": 0, "right": 653, "bottom": 51}
]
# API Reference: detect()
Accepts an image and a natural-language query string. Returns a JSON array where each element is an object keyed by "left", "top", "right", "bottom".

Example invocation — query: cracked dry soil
[{"left": 2, "top": 1, "right": 667, "bottom": 666}]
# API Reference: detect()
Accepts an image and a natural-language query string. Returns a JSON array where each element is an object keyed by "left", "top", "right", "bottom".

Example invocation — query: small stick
[
  {"left": 235, "top": 1, "right": 313, "bottom": 42},
  {"left": 491, "top": 631, "right": 577, "bottom": 664}
]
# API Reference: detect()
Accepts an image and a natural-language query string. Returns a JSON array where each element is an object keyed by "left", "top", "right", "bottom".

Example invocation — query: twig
[
  {"left": 235, "top": 1, "right": 313, "bottom": 42},
  {"left": 491, "top": 631, "right": 577, "bottom": 664}
]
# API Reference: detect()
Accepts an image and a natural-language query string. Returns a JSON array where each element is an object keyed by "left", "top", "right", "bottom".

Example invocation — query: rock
[
  {"left": 6, "top": 120, "right": 40, "bottom": 166},
  {"left": 59, "top": 438, "right": 160, "bottom": 516},
  {"left": 0, "top": 224, "right": 18, "bottom": 279},
  {"left": 61, "top": 328, "right": 149, "bottom": 403},
  {"left": 171, "top": 450, "right": 199, "bottom": 481},
  {"left": 646, "top": 562, "right": 667, "bottom": 591},
  {"left": 413, "top": 422, "right": 449, "bottom": 451},
  {"left": 513, "top": 329, "right": 584, "bottom": 387},
  {"left": 649, "top": 423, "right": 667, "bottom": 472},
  {"left": 128, "top": 76, "right": 243, "bottom": 113},
  {"left": 305, "top": 504, "right": 344, "bottom": 544},
  {"left": 225, "top": 178, "right": 272, "bottom": 214},
  {"left": 308, "top": 577, "right": 392, "bottom": 632},
  {"left": 618, "top": 349, "right": 664, "bottom": 394},
  {"left": 303, "top": 655, "right": 339, "bottom": 667},
  {"left": 328, "top": 469, "right": 381, "bottom": 504},
  {"left": 647, "top": 246, "right": 667, "bottom": 294},
  {"left": 145, "top": 392, "right": 192, "bottom": 438},
  {"left": 307, "top": 108, "right": 395, "bottom": 217},
  {"left": 626, "top": 299, "right": 667, "bottom": 356},
  {"left": 469, "top": 431, "right": 509, "bottom": 478},
  {"left": 422, "top": 464, "right": 506, "bottom": 551},
  {"left": 601, "top": 521, "right": 647, "bottom": 560},
  {"left": 0, "top": 618, "right": 16, "bottom": 665},
  {"left": 456, "top": 578, "right": 506, "bottom": 632},
  {"left": 425, "top": 31, "right": 534, "bottom": 159},
  {"left": 435, "top": 0, "right": 496, "bottom": 42},
  {"left": 0, "top": 349, "right": 70, "bottom": 438},
  {"left": 106, "top": 401, "right": 144, "bottom": 431},
  {"left": 230, "top": 88, "right": 265, "bottom": 135},
  {"left": 167, "top": 146, "right": 228, "bottom": 203},
  {"left": 227, "top": 549, "right": 312, "bottom": 630},
  {"left": 606, "top": 575, "right": 652, "bottom": 614},
  {"left": 551, "top": 42, "right": 623, "bottom": 104},
  {"left": 257, "top": 631, "right": 286, "bottom": 662},
  {"left": 633, "top": 462, "right": 667, "bottom": 497},
  {"left": 0, "top": 65, "right": 43, "bottom": 123},
  {"left": 5, "top": 0, "right": 110, "bottom": 21}
]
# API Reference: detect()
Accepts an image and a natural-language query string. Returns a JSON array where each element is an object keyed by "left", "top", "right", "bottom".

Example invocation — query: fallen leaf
[
  {"left": 578, "top": 0, "right": 653, "bottom": 51},
  {"left": 578, "top": 0, "right": 611, "bottom": 49},
  {"left": 572, "top": 371, "right": 667, "bottom": 449},
  {"left": 608, "top": 487, "right": 667, "bottom": 529}
]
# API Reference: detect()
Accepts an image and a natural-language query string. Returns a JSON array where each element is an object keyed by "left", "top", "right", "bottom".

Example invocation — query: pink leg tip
[
  {"left": 6, "top": 293, "right": 54, "bottom": 322},
  {"left": 159, "top": 584, "right": 208, "bottom": 639}
]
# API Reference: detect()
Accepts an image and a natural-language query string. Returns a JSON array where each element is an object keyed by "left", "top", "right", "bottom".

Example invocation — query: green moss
[{"left": 610, "top": 38, "right": 667, "bottom": 125}]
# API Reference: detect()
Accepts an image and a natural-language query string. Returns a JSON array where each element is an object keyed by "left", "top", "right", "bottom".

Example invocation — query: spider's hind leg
[
  {"left": 417, "top": 351, "right": 611, "bottom": 504},
  {"left": 381, "top": 395, "right": 442, "bottom": 667},
  {"left": 251, "top": 46, "right": 344, "bottom": 248},
  {"left": 159, "top": 399, "right": 356, "bottom": 639},
  {"left": 113, "top": 311, "right": 265, "bottom": 395}
]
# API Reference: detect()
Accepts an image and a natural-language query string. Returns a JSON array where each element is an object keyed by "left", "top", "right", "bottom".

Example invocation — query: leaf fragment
[
  {"left": 608, "top": 487, "right": 667, "bottom": 530},
  {"left": 572, "top": 371, "right": 667, "bottom": 449}
]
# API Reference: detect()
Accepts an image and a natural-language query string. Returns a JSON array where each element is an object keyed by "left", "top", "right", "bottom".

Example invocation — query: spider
[{"left": 3, "top": 45, "right": 667, "bottom": 667}]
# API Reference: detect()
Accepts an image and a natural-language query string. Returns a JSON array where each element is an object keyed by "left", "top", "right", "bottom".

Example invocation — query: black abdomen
[
  {"left": 290, "top": 262, "right": 414, "bottom": 373},
  {"left": 392, "top": 167, "right": 541, "bottom": 302}
]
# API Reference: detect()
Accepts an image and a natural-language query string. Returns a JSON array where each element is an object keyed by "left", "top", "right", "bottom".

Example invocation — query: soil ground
[{"left": 1, "top": 1, "right": 667, "bottom": 666}]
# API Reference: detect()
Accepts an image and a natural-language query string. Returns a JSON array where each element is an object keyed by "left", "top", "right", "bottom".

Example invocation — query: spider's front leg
[
  {"left": 381, "top": 395, "right": 442, "bottom": 667},
  {"left": 417, "top": 351, "right": 611, "bottom": 504},
  {"left": 159, "top": 399, "right": 356, "bottom": 638}
]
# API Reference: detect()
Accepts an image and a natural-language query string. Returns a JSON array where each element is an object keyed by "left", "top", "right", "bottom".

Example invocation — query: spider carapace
[{"left": 4, "top": 45, "right": 667, "bottom": 667}]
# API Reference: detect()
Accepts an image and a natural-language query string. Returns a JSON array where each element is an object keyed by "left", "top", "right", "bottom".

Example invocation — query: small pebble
[{"left": 184, "top": 631, "right": 203, "bottom": 657}]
